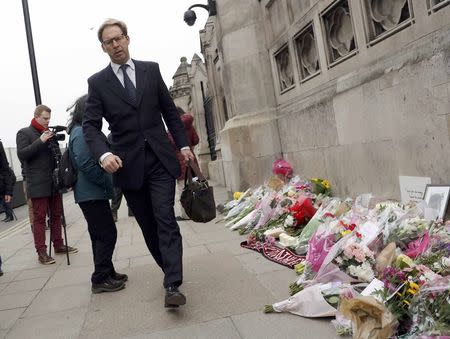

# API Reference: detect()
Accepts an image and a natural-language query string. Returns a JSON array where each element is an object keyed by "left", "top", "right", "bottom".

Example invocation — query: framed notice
[
  {"left": 423, "top": 185, "right": 450, "bottom": 221},
  {"left": 399, "top": 176, "right": 431, "bottom": 203}
]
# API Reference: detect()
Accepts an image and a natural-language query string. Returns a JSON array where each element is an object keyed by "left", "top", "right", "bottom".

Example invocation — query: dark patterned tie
[{"left": 120, "top": 64, "right": 136, "bottom": 104}]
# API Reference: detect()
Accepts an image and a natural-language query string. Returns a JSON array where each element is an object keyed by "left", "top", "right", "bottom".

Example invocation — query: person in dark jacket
[
  {"left": 16, "top": 105, "right": 78, "bottom": 265},
  {"left": 0, "top": 166, "right": 16, "bottom": 222},
  {"left": 0, "top": 141, "right": 16, "bottom": 222},
  {"left": 68, "top": 95, "right": 127, "bottom": 293},
  {"left": 168, "top": 107, "right": 200, "bottom": 220}
]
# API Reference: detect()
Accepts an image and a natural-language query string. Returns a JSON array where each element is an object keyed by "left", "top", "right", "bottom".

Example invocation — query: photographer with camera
[{"left": 16, "top": 105, "right": 78, "bottom": 265}]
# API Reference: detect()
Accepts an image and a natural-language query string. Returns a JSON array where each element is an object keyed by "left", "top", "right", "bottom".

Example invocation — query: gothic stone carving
[
  {"left": 274, "top": 45, "right": 295, "bottom": 92},
  {"left": 365, "top": 0, "right": 412, "bottom": 41},
  {"left": 294, "top": 24, "right": 320, "bottom": 81},
  {"left": 322, "top": 0, "right": 356, "bottom": 64}
]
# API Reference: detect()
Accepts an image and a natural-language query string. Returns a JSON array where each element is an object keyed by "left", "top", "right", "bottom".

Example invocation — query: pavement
[{"left": 0, "top": 184, "right": 338, "bottom": 339}]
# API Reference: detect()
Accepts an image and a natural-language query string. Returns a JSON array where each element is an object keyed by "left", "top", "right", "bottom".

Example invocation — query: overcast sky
[{"left": 0, "top": 0, "right": 208, "bottom": 147}]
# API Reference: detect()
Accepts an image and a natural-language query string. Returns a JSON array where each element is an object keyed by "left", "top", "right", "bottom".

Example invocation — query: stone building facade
[{"left": 185, "top": 0, "right": 450, "bottom": 199}]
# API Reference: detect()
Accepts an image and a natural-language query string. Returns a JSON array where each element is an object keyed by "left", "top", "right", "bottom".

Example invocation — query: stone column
[{"left": 212, "top": 0, "right": 280, "bottom": 191}]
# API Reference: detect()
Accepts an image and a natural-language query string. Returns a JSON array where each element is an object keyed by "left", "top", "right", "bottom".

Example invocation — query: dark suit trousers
[
  {"left": 122, "top": 146, "right": 183, "bottom": 288},
  {"left": 79, "top": 200, "right": 117, "bottom": 284}
]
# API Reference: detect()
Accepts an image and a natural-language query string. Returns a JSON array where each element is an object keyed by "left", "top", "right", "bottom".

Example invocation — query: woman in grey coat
[{"left": 68, "top": 95, "right": 127, "bottom": 293}]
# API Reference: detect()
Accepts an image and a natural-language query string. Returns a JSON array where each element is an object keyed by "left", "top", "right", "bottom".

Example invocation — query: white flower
[
  {"left": 284, "top": 215, "right": 294, "bottom": 227},
  {"left": 348, "top": 262, "right": 374, "bottom": 282},
  {"left": 441, "top": 257, "right": 450, "bottom": 267}
]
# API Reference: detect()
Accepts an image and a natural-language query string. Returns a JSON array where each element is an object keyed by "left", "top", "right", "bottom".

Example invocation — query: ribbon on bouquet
[{"left": 240, "top": 240, "right": 305, "bottom": 268}]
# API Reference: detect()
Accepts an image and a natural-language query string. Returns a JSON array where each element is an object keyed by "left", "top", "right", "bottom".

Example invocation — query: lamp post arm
[
  {"left": 188, "top": 0, "right": 217, "bottom": 16},
  {"left": 188, "top": 4, "right": 210, "bottom": 11}
]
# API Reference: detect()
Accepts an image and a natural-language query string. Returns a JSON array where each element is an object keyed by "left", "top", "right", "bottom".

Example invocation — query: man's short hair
[
  {"left": 34, "top": 105, "right": 51, "bottom": 118},
  {"left": 97, "top": 19, "right": 128, "bottom": 43}
]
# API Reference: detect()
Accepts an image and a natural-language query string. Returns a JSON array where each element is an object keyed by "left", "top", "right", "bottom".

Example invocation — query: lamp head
[{"left": 184, "top": 10, "right": 197, "bottom": 26}]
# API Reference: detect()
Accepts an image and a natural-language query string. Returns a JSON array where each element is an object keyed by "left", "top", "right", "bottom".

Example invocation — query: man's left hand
[
  {"left": 4, "top": 195, "right": 12, "bottom": 203},
  {"left": 180, "top": 149, "right": 194, "bottom": 164}
]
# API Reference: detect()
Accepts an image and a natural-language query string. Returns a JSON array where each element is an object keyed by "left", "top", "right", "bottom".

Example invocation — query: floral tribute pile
[{"left": 219, "top": 165, "right": 450, "bottom": 339}]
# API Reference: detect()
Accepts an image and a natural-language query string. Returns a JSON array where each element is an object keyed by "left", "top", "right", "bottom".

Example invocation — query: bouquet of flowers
[
  {"left": 295, "top": 197, "right": 344, "bottom": 255},
  {"left": 386, "top": 217, "right": 430, "bottom": 249},
  {"left": 378, "top": 264, "right": 439, "bottom": 335},
  {"left": 310, "top": 178, "right": 331, "bottom": 196},
  {"left": 334, "top": 240, "right": 376, "bottom": 282},
  {"left": 287, "top": 196, "right": 316, "bottom": 234},
  {"left": 407, "top": 276, "right": 450, "bottom": 337}
]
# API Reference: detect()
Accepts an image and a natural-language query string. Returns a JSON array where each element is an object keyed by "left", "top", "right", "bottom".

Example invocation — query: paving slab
[
  {"left": 124, "top": 317, "right": 241, "bottom": 339},
  {"left": 206, "top": 238, "right": 250, "bottom": 256},
  {"left": 0, "top": 308, "right": 25, "bottom": 330},
  {"left": 79, "top": 252, "right": 273, "bottom": 339},
  {"left": 0, "top": 270, "right": 22, "bottom": 284},
  {"left": 255, "top": 268, "right": 298, "bottom": 301},
  {"left": 183, "top": 228, "right": 243, "bottom": 247},
  {"left": 5, "top": 307, "right": 88, "bottom": 339},
  {"left": 231, "top": 311, "right": 338, "bottom": 339},
  {"left": 23, "top": 284, "right": 91, "bottom": 318},
  {"left": 0, "top": 290, "right": 39, "bottom": 311},
  {"left": 0, "top": 277, "right": 48, "bottom": 296},
  {"left": 236, "top": 251, "right": 289, "bottom": 275},
  {"left": 14, "top": 266, "right": 57, "bottom": 281},
  {"left": 44, "top": 266, "right": 92, "bottom": 289}
]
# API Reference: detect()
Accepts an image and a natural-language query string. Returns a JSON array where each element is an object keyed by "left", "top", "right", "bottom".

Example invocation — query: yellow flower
[
  {"left": 294, "top": 262, "right": 305, "bottom": 275},
  {"left": 233, "top": 192, "right": 243, "bottom": 200},
  {"left": 322, "top": 180, "right": 330, "bottom": 189},
  {"left": 409, "top": 282, "right": 420, "bottom": 291},
  {"left": 403, "top": 300, "right": 410, "bottom": 306},
  {"left": 341, "top": 230, "right": 352, "bottom": 236},
  {"left": 395, "top": 254, "right": 414, "bottom": 268},
  {"left": 407, "top": 288, "right": 417, "bottom": 295}
]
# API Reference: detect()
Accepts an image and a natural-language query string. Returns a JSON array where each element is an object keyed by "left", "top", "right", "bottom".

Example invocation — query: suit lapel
[
  {"left": 134, "top": 60, "right": 147, "bottom": 108},
  {"left": 104, "top": 65, "right": 136, "bottom": 107}
]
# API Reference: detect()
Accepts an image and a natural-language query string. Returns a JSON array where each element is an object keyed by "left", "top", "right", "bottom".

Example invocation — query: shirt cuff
[
  {"left": 180, "top": 146, "right": 190, "bottom": 151},
  {"left": 99, "top": 152, "right": 113, "bottom": 165}
]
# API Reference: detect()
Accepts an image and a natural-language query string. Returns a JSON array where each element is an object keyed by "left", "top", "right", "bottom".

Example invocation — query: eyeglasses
[{"left": 102, "top": 34, "right": 126, "bottom": 47}]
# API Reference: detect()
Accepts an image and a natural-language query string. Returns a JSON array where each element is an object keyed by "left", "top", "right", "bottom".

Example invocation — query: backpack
[{"left": 56, "top": 148, "right": 77, "bottom": 190}]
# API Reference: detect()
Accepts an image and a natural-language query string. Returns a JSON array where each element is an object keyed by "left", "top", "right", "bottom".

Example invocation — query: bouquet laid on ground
[
  {"left": 334, "top": 240, "right": 376, "bottom": 283},
  {"left": 377, "top": 263, "right": 439, "bottom": 335},
  {"left": 406, "top": 276, "right": 450, "bottom": 338},
  {"left": 310, "top": 178, "right": 331, "bottom": 196}
]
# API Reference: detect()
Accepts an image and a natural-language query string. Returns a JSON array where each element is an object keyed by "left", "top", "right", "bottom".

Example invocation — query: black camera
[{"left": 49, "top": 125, "right": 67, "bottom": 141}]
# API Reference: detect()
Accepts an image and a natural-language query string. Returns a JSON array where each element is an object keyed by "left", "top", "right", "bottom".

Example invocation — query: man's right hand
[
  {"left": 101, "top": 154, "right": 123, "bottom": 173},
  {"left": 40, "top": 130, "right": 53, "bottom": 143}
]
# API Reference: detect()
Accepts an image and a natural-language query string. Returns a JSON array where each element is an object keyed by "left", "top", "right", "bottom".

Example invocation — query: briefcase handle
[{"left": 186, "top": 159, "right": 206, "bottom": 181}]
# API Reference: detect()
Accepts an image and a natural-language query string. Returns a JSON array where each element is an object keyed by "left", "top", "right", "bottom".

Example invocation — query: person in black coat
[
  {"left": 0, "top": 141, "right": 16, "bottom": 222},
  {"left": 16, "top": 105, "right": 78, "bottom": 265}
]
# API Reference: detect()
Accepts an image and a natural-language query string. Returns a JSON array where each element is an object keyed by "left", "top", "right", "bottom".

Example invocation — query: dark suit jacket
[
  {"left": 16, "top": 125, "right": 58, "bottom": 198},
  {"left": 83, "top": 60, "right": 189, "bottom": 191}
]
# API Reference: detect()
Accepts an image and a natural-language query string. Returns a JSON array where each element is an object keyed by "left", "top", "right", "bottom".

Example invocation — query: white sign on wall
[{"left": 399, "top": 176, "right": 431, "bottom": 203}]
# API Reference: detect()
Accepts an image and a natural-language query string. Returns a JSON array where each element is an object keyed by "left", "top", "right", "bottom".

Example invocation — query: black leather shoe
[
  {"left": 165, "top": 285, "right": 186, "bottom": 308},
  {"left": 92, "top": 276, "right": 125, "bottom": 294},
  {"left": 2, "top": 216, "right": 13, "bottom": 222},
  {"left": 113, "top": 272, "right": 128, "bottom": 282}
]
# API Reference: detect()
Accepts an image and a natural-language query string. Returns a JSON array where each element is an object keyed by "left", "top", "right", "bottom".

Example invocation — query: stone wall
[
  {"left": 262, "top": 0, "right": 450, "bottom": 198},
  {"left": 196, "top": 0, "right": 450, "bottom": 198}
]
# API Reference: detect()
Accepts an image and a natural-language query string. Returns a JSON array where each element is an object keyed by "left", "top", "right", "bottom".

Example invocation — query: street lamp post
[
  {"left": 22, "top": 0, "right": 42, "bottom": 106},
  {"left": 183, "top": 0, "right": 217, "bottom": 26}
]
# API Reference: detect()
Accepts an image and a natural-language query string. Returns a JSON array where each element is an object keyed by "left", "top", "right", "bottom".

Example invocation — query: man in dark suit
[{"left": 83, "top": 19, "right": 194, "bottom": 308}]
